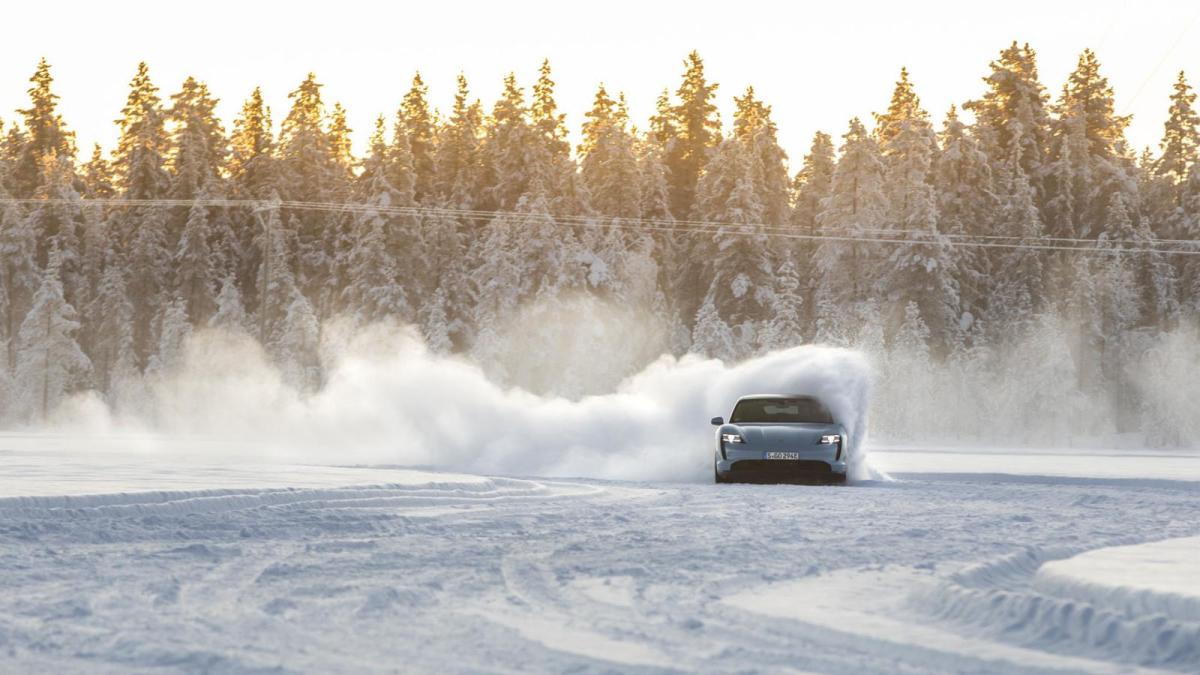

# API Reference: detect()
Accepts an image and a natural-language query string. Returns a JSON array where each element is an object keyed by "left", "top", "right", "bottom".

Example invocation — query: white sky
[{"left": 2, "top": 0, "right": 1198, "bottom": 170}]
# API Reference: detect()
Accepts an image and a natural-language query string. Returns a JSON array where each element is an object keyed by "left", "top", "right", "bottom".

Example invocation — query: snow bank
[
  {"left": 911, "top": 544, "right": 1200, "bottom": 669},
  {"left": 43, "top": 326, "right": 876, "bottom": 482},
  {"left": 1034, "top": 537, "right": 1200, "bottom": 623}
]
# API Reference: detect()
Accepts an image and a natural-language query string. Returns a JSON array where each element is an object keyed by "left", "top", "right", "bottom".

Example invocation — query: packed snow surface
[{"left": 2, "top": 439, "right": 1199, "bottom": 673}]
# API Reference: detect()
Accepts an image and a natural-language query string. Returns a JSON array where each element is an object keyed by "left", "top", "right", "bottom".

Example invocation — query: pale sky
[{"left": 2, "top": 0, "right": 1199, "bottom": 170}]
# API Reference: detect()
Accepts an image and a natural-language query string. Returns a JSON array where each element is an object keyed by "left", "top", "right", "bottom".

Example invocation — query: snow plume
[{"left": 43, "top": 325, "right": 876, "bottom": 482}]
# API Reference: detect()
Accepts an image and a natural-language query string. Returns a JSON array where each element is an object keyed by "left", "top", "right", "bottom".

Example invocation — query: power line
[{"left": 2, "top": 197, "right": 1199, "bottom": 257}]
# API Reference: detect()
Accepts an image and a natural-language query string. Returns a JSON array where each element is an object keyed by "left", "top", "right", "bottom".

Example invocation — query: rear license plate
[{"left": 764, "top": 452, "right": 800, "bottom": 460}]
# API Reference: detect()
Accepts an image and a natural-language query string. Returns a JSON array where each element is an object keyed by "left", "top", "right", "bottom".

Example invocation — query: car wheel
[
  {"left": 830, "top": 473, "right": 847, "bottom": 485},
  {"left": 714, "top": 466, "right": 728, "bottom": 484}
]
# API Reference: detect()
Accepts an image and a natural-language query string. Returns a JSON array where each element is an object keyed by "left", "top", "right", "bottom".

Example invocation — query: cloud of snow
[{"left": 43, "top": 325, "right": 878, "bottom": 482}]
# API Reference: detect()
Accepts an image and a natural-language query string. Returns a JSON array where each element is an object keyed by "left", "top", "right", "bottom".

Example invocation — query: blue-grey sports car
[{"left": 712, "top": 394, "right": 848, "bottom": 484}]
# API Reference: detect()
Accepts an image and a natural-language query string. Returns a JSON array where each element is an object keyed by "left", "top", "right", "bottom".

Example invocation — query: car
[{"left": 711, "top": 394, "right": 848, "bottom": 484}]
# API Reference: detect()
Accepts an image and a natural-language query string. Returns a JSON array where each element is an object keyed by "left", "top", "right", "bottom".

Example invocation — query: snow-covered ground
[{"left": 1, "top": 438, "right": 1199, "bottom": 673}]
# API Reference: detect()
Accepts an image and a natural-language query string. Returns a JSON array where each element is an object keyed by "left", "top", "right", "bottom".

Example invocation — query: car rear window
[{"left": 730, "top": 398, "right": 833, "bottom": 424}]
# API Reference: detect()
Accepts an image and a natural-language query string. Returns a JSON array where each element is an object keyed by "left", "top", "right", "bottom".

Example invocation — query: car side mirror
[{"left": 710, "top": 417, "right": 724, "bottom": 426}]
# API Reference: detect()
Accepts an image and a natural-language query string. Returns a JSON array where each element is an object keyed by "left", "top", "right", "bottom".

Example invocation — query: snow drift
[{"left": 43, "top": 325, "right": 876, "bottom": 482}]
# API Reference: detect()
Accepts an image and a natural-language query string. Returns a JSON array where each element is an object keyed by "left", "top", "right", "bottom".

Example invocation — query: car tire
[
  {"left": 830, "top": 473, "right": 847, "bottom": 485},
  {"left": 714, "top": 466, "right": 728, "bottom": 484}
]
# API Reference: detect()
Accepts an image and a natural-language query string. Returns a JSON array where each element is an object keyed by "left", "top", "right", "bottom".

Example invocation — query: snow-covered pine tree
[
  {"left": 341, "top": 128, "right": 410, "bottom": 325},
  {"left": 174, "top": 187, "right": 220, "bottom": 325},
  {"left": 0, "top": 203, "right": 39, "bottom": 372},
  {"left": 963, "top": 42, "right": 1051, "bottom": 206},
  {"left": 874, "top": 76, "right": 961, "bottom": 352},
  {"left": 81, "top": 144, "right": 115, "bottom": 199},
  {"left": 580, "top": 85, "right": 641, "bottom": 220},
  {"left": 13, "top": 246, "right": 91, "bottom": 420},
  {"left": 813, "top": 118, "right": 889, "bottom": 341},
  {"left": 277, "top": 74, "right": 342, "bottom": 315},
  {"left": 667, "top": 52, "right": 721, "bottom": 220},
  {"left": 690, "top": 293, "right": 735, "bottom": 361},
  {"left": 113, "top": 62, "right": 170, "bottom": 201},
  {"left": 149, "top": 294, "right": 192, "bottom": 374},
  {"left": 934, "top": 106, "right": 995, "bottom": 332},
  {"left": 167, "top": 76, "right": 226, "bottom": 203},
  {"left": 398, "top": 73, "right": 436, "bottom": 204},
  {"left": 228, "top": 87, "right": 276, "bottom": 200},
  {"left": 733, "top": 86, "right": 790, "bottom": 227},
  {"left": 758, "top": 256, "right": 805, "bottom": 353},
  {"left": 433, "top": 75, "right": 484, "bottom": 210},
  {"left": 1156, "top": 71, "right": 1200, "bottom": 187},
  {"left": 11, "top": 59, "right": 76, "bottom": 199},
  {"left": 691, "top": 137, "right": 771, "bottom": 355},
  {"left": 209, "top": 274, "right": 250, "bottom": 334},
  {"left": 791, "top": 131, "right": 835, "bottom": 234},
  {"left": 481, "top": 73, "right": 544, "bottom": 211},
  {"left": 419, "top": 285, "right": 453, "bottom": 354},
  {"left": 987, "top": 141, "right": 1045, "bottom": 341}
]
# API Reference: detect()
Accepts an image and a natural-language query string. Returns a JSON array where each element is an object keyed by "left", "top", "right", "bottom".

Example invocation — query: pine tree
[
  {"left": 174, "top": 189, "right": 220, "bottom": 324},
  {"left": 342, "top": 162, "right": 410, "bottom": 324},
  {"left": 86, "top": 247, "right": 137, "bottom": 396},
  {"left": 209, "top": 274, "right": 249, "bottom": 333},
  {"left": 732, "top": 86, "right": 790, "bottom": 226},
  {"left": 1157, "top": 72, "right": 1200, "bottom": 186},
  {"left": 228, "top": 87, "right": 276, "bottom": 199},
  {"left": 874, "top": 67, "right": 924, "bottom": 151},
  {"left": 167, "top": 76, "right": 226, "bottom": 201},
  {"left": 580, "top": 85, "right": 641, "bottom": 219},
  {"left": 12, "top": 59, "right": 76, "bottom": 198},
  {"left": 398, "top": 73, "right": 436, "bottom": 203},
  {"left": 150, "top": 294, "right": 192, "bottom": 373},
  {"left": 758, "top": 256, "right": 805, "bottom": 352},
  {"left": 667, "top": 51, "right": 721, "bottom": 219},
  {"left": 277, "top": 74, "right": 341, "bottom": 313},
  {"left": 692, "top": 137, "right": 771, "bottom": 345},
  {"left": 481, "top": 73, "right": 541, "bottom": 210},
  {"left": 14, "top": 247, "right": 90, "bottom": 420},
  {"left": 964, "top": 42, "right": 1051, "bottom": 203},
  {"left": 791, "top": 131, "right": 835, "bottom": 233},
  {"left": 81, "top": 144, "right": 115, "bottom": 198},
  {"left": 813, "top": 118, "right": 889, "bottom": 336},
  {"left": 113, "top": 62, "right": 170, "bottom": 200},
  {"left": 933, "top": 106, "right": 994, "bottom": 329},
  {"left": 433, "top": 74, "right": 483, "bottom": 209},
  {"left": 690, "top": 293, "right": 735, "bottom": 361},
  {"left": 0, "top": 204, "right": 39, "bottom": 372}
]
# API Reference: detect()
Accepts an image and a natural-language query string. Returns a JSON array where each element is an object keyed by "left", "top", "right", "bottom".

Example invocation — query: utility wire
[{"left": 2, "top": 197, "right": 1199, "bottom": 257}]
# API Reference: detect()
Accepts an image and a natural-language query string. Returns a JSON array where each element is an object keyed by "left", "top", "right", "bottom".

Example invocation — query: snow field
[{"left": 2, "top": 458, "right": 1199, "bottom": 672}]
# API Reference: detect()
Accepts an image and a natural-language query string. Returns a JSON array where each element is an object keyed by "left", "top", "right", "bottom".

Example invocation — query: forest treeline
[{"left": 1, "top": 47, "right": 1198, "bottom": 441}]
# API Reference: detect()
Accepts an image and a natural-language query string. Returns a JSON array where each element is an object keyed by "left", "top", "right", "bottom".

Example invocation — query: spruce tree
[
  {"left": 964, "top": 42, "right": 1051, "bottom": 204},
  {"left": 1156, "top": 71, "right": 1200, "bottom": 187},
  {"left": 14, "top": 247, "right": 90, "bottom": 420},
  {"left": 0, "top": 204, "right": 39, "bottom": 372},
  {"left": 433, "top": 74, "right": 483, "bottom": 209},
  {"left": 12, "top": 58, "right": 76, "bottom": 198},
  {"left": 667, "top": 51, "right": 721, "bottom": 219},
  {"left": 86, "top": 245, "right": 137, "bottom": 395},
  {"left": 791, "top": 131, "right": 835, "bottom": 233},
  {"left": 81, "top": 144, "right": 115, "bottom": 199},
  {"left": 228, "top": 87, "right": 276, "bottom": 200},
  {"left": 934, "top": 106, "right": 995, "bottom": 329},
  {"left": 113, "top": 62, "right": 170, "bottom": 200},
  {"left": 167, "top": 77, "right": 226, "bottom": 202},
  {"left": 398, "top": 73, "right": 436, "bottom": 203},
  {"left": 732, "top": 86, "right": 790, "bottom": 226}
]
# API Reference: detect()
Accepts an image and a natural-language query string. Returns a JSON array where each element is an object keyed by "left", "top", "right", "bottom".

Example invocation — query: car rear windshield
[{"left": 730, "top": 398, "right": 833, "bottom": 424}]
